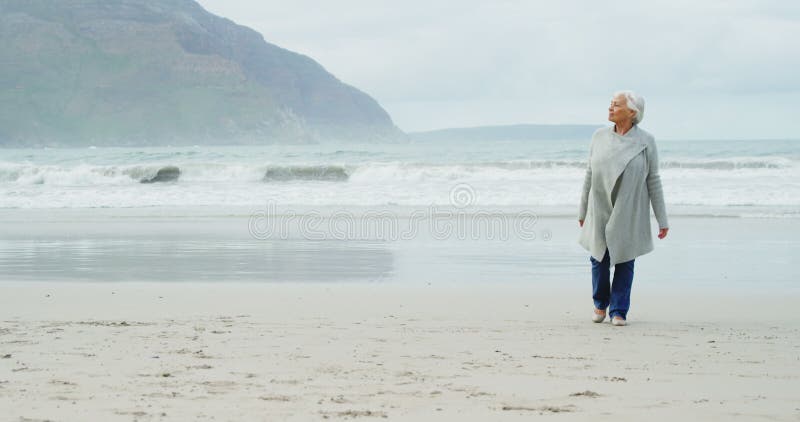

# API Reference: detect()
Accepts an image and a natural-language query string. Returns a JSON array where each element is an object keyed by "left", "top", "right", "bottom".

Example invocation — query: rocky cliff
[{"left": 0, "top": 0, "right": 405, "bottom": 146}]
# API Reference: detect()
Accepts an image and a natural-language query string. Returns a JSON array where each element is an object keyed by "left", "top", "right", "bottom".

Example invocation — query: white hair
[{"left": 613, "top": 90, "right": 645, "bottom": 125}]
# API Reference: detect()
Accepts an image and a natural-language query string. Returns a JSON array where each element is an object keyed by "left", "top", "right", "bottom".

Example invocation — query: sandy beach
[
  {"left": 1, "top": 210, "right": 799, "bottom": 420},
  {"left": 2, "top": 281, "right": 799, "bottom": 421},
  {"left": 3, "top": 1, "right": 799, "bottom": 420}
]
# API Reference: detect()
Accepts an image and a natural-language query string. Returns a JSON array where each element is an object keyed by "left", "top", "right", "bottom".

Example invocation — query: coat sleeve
[
  {"left": 646, "top": 140, "right": 669, "bottom": 229},
  {"left": 578, "top": 140, "right": 593, "bottom": 221}
]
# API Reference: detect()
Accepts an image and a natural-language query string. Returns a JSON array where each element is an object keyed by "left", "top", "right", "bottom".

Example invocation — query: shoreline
[
  {"left": 1, "top": 213, "right": 798, "bottom": 288},
  {"left": 0, "top": 203, "right": 797, "bottom": 219}
]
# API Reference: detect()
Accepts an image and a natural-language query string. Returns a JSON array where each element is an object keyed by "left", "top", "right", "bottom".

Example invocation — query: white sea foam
[{"left": 1, "top": 141, "right": 798, "bottom": 215}]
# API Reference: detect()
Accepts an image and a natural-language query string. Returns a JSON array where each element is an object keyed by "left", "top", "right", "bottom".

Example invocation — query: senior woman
[{"left": 577, "top": 90, "right": 669, "bottom": 327}]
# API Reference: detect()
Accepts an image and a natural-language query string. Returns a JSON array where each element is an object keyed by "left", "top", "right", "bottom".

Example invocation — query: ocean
[
  {"left": 1, "top": 135, "right": 799, "bottom": 286},
  {"left": 1, "top": 137, "right": 799, "bottom": 216}
]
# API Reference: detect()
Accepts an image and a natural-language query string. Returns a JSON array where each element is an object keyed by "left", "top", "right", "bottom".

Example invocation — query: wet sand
[{"left": 1, "top": 208, "right": 798, "bottom": 288}]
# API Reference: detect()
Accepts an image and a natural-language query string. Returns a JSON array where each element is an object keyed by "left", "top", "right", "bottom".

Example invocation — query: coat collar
[
  {"left": 595, "top": 125, "right": 648, "bottom": 194},
  {"left": 611, "top": 124, "right": 639, "bottom": 139}
]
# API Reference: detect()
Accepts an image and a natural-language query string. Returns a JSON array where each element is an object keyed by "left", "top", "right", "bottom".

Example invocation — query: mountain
[
  {"left": 409, "top": 124, "right": 600, "bottom": 142},
  {"left": 0, "top": 0, "right": 406, "bottom": 146}
]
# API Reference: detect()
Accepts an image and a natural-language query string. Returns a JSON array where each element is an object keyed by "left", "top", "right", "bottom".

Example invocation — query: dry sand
[{"left": 1, "top": 281, "right": 799, "bottom": 421}]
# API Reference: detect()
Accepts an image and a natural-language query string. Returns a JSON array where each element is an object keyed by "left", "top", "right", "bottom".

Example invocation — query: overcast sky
[{"left": 198, "top": 1, "right": 799, "bottom": 139}]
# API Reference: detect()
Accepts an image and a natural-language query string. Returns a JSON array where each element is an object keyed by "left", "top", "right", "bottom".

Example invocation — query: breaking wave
[{"left": 0, "top": 157, "right": 795, "bottom": 186}]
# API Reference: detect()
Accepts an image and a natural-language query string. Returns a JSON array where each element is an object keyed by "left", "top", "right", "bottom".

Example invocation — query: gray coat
[{"left": 578, "top": 125, "right": 669, "bottom": 265}]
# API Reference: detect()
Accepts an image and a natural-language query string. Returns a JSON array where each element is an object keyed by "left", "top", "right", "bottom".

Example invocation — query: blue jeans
[{"left": 590, "top": 249, "right": 635, "bottom": 320}]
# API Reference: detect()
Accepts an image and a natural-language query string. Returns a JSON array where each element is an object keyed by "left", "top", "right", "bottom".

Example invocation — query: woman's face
[{"left": 608, "top": 94, "right": 636, "bottom": 124}]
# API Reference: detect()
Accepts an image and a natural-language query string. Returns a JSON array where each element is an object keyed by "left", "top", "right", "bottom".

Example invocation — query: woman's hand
[
  {"left": 579, "top": 219, "right": 584, "bottom": 227},
  {"left": 658, "top": 227, "right": 669, "bottom": 239}
]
